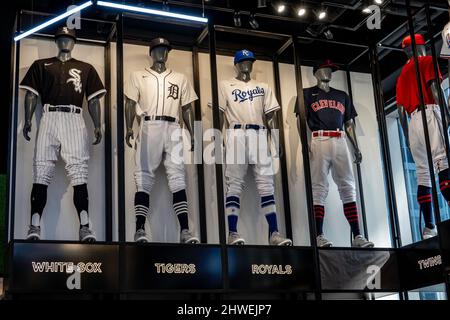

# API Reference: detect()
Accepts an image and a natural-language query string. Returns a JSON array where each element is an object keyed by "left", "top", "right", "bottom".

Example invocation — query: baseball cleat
[
  {"left": 422, "top": 226, "right": 437, "bottom": 240},
  {"left": 228, "top": 232, "right": 245, "bottom": 245},
  {"left": 316, "top": 234, "right": 333, "bottom": 247},
  {"left": 26, "top": 225, "right": 41, "bottom": 241},
  {"left": 352, "top": 235, "right": 374, "bottom": 248},
  {"left": 269, "top": 232, "right": 293, "bottom": 246},
  {"left": 79, "top": 226, "right": 96, "bottom": 243},
  {"left": 180, "top": 229, "right": 200, "bottom": 244},
  {"left": 134, "top": 228, "right": 150, "bottom": 243}
]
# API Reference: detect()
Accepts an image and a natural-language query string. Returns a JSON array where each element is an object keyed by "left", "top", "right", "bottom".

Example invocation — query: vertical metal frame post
[
  {"left": 292, "top": 40, "right": 322, "bottom": 300},
  {"left": 345, "top": 68, "right": 369, "bottom": 240},
  {"left": 405, "top": 0, "right": 441, "bottom": 225}
]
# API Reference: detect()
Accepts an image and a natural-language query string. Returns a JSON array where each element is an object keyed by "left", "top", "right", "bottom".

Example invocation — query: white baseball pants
[
  {"left": 34, "top": 105, "right": 89, "bottom": 186},
  {"left": 310, "top": 135, "right": 356, "bottom": 206},
  {"left": 134, "top": 120, "right": 186, "bottom": 194},
  {"left": 409, "top": 104, "right": 449, "bottom": 187},
  {"left": 225, "top": 128, "right": 275, "bottom": 198}
]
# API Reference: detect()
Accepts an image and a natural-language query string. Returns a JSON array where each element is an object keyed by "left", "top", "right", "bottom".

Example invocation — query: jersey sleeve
[
  {"left": 396, "top": 74, "right": 405, "bottom": 106},
  {"left": 180, "top": 76, "right": 198, "bottom": 106},
  {"left": 19, "top": 61, "right": 42, "bottom": 96},
  {"left": 124, "top": 72, "right": 140, "bottom": 103},
  {"left": 218, "top": 82, "right": 228, "bottom": 112},
  {"left": 264, "top": 86, "right": 280, "bottom": 114},
  {"left": 343, "top": 92, "right": 358, "bottom": 122},
  {"left": 86, "top": 66, "right": 106, "bottom": 101},
  {"left": 422, "top": 56, "right": 442, "bottom": 85}
]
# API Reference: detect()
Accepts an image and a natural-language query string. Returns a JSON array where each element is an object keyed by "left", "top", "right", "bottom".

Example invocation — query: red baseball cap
[
  {"left": 313, "top": 59, "right": 339, "bottom": 73},
  {"left": 401, "top": 34, "right": 425, "bottom": 48}
]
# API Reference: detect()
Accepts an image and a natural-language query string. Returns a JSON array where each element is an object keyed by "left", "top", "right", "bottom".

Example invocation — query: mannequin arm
[
  {"left": 125, "top": 96, "right": 137, "bottom": 148},
  {"left": 296, "top": 115, "right": 312, "bottom": 153},
  {"left": 23, "top": 91, "right": 38, "bottom": 141},
  {"left": 266, "top": 110, "right": 283, "bottom": 157},
  {"left": 182, "top": 103, "right": 195, "bottom": 151},
  {"left": 344, "top": 119, "right": 362, "bottom": 164},
  {"left": 430, "top": 79, "right": 450, "bottom": 127},
  {"left": 88, "top": 97, "right": 102, "bottom": 145},
  {"left": 397, "top": 105, "right": 410, "bottom": 149}
]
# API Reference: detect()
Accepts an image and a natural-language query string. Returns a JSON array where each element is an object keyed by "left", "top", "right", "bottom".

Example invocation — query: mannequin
[
  {"left": 396, "top": 34, "right": 450, "bottom": 240},
  {"left": 21, "top": 27, "right": 105, "bottom": 242},
  {"left": 124, "top": 38, "right": 199, "bottom": 244},
  {"left": 219, "top": 50, "right": 292, "bottom": 246},
  {"left": 295, "top": 60, "right": 373, "bottom": 248},
  {"left": 24, "top": 37, "right": 102, "bottom": 143},
  {"left": 125, "top": 46, "right": 195, "bottom": 150}
]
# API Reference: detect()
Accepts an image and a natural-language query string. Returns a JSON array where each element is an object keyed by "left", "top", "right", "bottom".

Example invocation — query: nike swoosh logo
[{"left": 44, "top": 63, "right": 53, "bottom": 66}]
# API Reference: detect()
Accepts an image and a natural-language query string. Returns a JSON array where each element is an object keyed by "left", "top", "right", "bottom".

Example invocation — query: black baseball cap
[
  {"left": 313, "top": 59, "right": 339, "bottom": 73},
  {"left": 149, "top": 37, "right": 172, "bottom": 53},
  {"left": 55, "top": 26, "right": 77, "bottom": 41}
]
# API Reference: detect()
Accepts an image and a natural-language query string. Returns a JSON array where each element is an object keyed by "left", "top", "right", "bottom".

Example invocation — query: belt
[
  {"left": 144, "top": 115, "right": 177, "bottom": 122},
  {"left": 312, "top": 130, "right": 344, "bottom": 138},
  {"left": 233, "top": 124, "right": 265, "bottom": 130},
  {"left": 46, "top": 106, "right": 81, "bottom": 114}
]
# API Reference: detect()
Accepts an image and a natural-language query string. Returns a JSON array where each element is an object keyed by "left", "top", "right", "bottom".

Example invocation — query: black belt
[
  {"left": 233, "top": 124, "right": 265, "bottom": 130},
  {"left": 144, "top": 115, "right": 177, "bottom": 122},
  {"left": 47, "top": 106, "right": 81, "bottom": 114}
]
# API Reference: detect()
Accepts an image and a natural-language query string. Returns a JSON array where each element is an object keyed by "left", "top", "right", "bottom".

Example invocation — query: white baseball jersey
[
  {"left": 125, "top": 68, "right": 198, "bottom": 119},
  {"left": 219, "top": 78, "right": 280, "bottom": 126}
]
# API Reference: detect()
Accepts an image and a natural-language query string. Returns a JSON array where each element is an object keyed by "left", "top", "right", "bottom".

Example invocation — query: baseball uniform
[
  {"left": 20, "top": 57, "right": 106, "bottom": 186},
  {"left": 298, "top": 86, "right": 358, "bottom": 207},
  {"left": 125, "top": 67, "right": 198, "bottom": 194},
  {"left": 220, "top": 78, "right": 279, "bottom": 218},
  {"left": 396, "top": 55, "right": 446, "bottom": 187}
]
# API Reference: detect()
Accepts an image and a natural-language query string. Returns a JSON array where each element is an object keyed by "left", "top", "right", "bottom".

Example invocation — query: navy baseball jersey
[
  {"left": 20, "top": 57, "right": 106, "bottom": 108},
  {"left": 295, "top": 86, "right": 357, "bottom": 131}
]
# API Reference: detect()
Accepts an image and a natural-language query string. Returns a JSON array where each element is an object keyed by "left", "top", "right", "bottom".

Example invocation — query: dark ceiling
[{"left": 6, "top": 0, "right": 450, "bottom": 113}]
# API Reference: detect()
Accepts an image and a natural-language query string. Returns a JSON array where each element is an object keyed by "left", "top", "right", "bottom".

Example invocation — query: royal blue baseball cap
[{"left": 234, "top": 49, "right": 256, "bottom": 65}]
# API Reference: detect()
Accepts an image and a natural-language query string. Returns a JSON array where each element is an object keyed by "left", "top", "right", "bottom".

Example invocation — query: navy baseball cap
[
  {"left": 55, "top": 26, "right": 76, "bottom": 41},
  {"left": 313, "top": 59, "right": 339, "bottom": 73},
  {"left": 234, "top": 49, "right": 256, "bottom": 65},
  {"left": 149, "top": 37, "right": 172, "bottom": 52}
]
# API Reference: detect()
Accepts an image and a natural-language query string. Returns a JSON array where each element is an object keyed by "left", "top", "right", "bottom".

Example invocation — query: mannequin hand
[
  {"left": 93, "top": 128, "right": 102, "bottom": 145},
  {"left": 354, "top": 150, "right": 362, "bottom": 164},
  {"left": 126, "top": 129, "right": 134, "bottom": 148},
  {"left": 23, "top": 120, "right": 32, "bottom": 141}
]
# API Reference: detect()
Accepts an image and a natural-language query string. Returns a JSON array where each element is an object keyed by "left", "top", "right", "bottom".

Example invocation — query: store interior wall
[{"left": 14, "top": 38, "right": 106, "bottom": 240}]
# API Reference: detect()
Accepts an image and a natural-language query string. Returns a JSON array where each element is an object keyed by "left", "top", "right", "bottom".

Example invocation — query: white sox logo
[
  {"left": 232, "top": 86, "right": 265, "bottom": 103},
  {"left": 67, "top": 68, "right": 82, "bottom": 93},
  {"left": 167, "top": 82, "right": 179, "bottom": 100}
]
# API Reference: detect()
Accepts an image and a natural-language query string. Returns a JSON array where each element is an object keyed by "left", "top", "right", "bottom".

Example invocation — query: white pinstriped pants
[{"left": 33, "top": 105, "right": 89, "bottom": 186}]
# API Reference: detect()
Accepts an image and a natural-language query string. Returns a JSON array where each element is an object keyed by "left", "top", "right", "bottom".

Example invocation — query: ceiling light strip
[
  {"left": 97, "top": 1, "right": 208, "bottom": 23},
  {"left": 14, "top": 1, "right": 93, "bottom": 41}
]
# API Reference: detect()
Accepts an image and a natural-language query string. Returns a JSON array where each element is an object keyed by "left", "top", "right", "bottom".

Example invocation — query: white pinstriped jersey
[
  {"left": 125, "top": 68, "right": 198, "bottom": 119},
  {"left": 219, "top": 78, "right": 280, "bottom": 126}
]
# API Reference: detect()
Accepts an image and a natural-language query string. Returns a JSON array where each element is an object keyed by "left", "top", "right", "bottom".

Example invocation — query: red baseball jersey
[{"left": 396, "top": 55, "right": 442, "bottom": 114}]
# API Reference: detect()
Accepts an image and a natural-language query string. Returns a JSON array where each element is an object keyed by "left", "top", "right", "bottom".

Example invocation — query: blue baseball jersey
[{"left": 295, "top": 86, "right": 357, "bottom": 131}]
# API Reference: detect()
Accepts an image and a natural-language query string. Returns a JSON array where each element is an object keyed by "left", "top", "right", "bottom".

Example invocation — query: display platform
[{"left": 4, "top": 233, "right": 449, "bottom": 298}]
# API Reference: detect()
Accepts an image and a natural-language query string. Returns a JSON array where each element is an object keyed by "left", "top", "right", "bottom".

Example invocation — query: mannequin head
[
  {"left": 56, "top": 36, "right": 75, "bottom": 53},
  {"left": 403, "top": 44, "right": 427, "bottom": 59},
  {"left": 150, "top": 45, "right": 169, "bottom": 63},
  {"left": 314, "top": 67, "right": 332, "bottom": 83},
  {"left": 402, "top": 34, "right": 427, "bottom": 58},
  {"left": 235, "top": 60, "right": 254, "bottom": 75}
]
